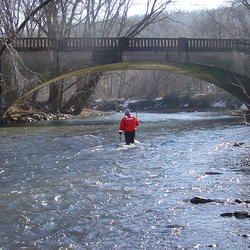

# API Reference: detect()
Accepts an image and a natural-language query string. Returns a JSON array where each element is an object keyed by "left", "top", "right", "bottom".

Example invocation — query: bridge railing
[
  {"left": 12, "top": 38, "right": 51, "bottom": 50},
  {"left": 187, "top": 38, "right": 239, "bottom": 50},
  {"left": 1, "top": 37, "right": 250, "bottom": 51},
  {"left": 128, "top": 38, "right": 179, "bottom": 49},
  {"left": 64, "top": 38, "right": 120, "bottom": 49}
]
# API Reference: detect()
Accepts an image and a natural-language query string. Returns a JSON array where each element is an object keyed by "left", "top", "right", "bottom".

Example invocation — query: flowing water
[{"left": 0, "top": 112, "right": 249, "bottom": 249}]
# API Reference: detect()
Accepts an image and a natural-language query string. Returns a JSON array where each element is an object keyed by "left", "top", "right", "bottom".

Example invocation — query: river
[{"left": 0, "top": 112, "right": 249, "bottom": 249}]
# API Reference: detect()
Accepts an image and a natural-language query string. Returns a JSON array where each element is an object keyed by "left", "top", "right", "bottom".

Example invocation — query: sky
[
  {"left": 171, "top": 0, "right": 226, "bottom": 11},
  {"left": 132, "top": 0, "right": 227, "bottom": 13}
]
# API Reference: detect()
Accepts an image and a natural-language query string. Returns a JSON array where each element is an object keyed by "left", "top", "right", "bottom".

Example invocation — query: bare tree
[
  {"left": 62, "top": 0, "right": 175, "bottom": 114},
  {"left": 26, "top": 0, "right": 87, "bottom": 112},
  {"left": 0, "top": 0, "right": 53, "bottom": 115},
  {"left": 125, "top": 0, "right": 173, "bottom": 37},
  {"left": 0, "top": 0, "right": 53, "bottom": 57},
  {"left": 1, "top": 0, "right": 177, "bottom": 116},
  {"left": 225, "top": 0, "right": 250, "bottom": 108}
]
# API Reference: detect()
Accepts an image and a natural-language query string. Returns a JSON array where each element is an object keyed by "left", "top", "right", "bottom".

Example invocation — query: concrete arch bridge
[{"left": 1, "top": 37, "right": 250, "bottom": 111}]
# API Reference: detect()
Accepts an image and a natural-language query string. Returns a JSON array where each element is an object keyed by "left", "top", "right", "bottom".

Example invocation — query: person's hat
[{"left": 125, "top": 109, "right": 131, "bottom": 115}]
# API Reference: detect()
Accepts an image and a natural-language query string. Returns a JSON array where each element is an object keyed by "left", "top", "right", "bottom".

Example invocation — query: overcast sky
[
  {"left": 173, "top": 0, "right": 227, "bottom": 10},
  {"left": 130, "top": 0, "right": 227, "bottom": 14}
]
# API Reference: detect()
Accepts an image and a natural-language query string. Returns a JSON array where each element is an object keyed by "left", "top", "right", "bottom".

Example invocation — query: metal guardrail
[{"left": 0, "top": 37, "right": 250, "bottom": 51}]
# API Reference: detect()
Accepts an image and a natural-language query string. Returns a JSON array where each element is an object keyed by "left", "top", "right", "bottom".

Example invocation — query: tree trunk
[
  {"left": 31, "top": 90, "right": 38, "bottom": 103},
  {"left": 47, "top": 49, "right": 63, "bottom": 112},
  {"left": 63, "top": 73, "right": 102, "bottom": 115},
  {"left": 47, "top": 83, "right": 63, "bottom": 112},
  {"left": 0, "top": 59, "right": 2, "bottom": 110}
]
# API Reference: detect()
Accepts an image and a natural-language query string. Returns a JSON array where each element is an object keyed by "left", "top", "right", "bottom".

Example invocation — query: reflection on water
[{"left": 0, "top": 112, "right": 249, "bottom": 249}]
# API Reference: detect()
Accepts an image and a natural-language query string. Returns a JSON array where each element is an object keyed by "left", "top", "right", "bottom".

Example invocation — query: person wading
[{"left": 119, "top": 109, "right": 139, "bottom": 145}]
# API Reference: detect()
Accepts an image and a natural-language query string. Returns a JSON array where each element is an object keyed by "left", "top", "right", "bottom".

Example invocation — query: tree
[
  {"left": 0, "top": 0, "right": 53, "bottom": 115},
  {"left": 60, "top": 0, "right": 176, "bottom": 114}
]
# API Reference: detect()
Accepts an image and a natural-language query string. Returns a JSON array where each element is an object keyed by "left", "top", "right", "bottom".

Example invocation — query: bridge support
[
  {"left": 178, "top": 38, "right": 189, "bottom": 62},
  {"left": 48, "top": 49, "right": 63, "bottom": 112}
]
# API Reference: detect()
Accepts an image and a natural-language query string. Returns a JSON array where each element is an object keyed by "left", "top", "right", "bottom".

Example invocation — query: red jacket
[{"left": 119, "top": 114, "right": 139, "bottom": 132}]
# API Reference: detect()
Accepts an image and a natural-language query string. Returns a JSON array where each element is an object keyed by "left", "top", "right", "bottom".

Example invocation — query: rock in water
[
  {"left": 204, "top": 172, "right": 222, "bottom": 175},
  {"left": 233, "top": 142, "right": 245, "bottom": 147},
  {"left": 220, "top": 211, "right": 250, "bottom": 219},
  {"left": 220, "top": 213, "right": 234, "bottom": 217},
  {"left": 235, "top": 199, "right": 250, "bottom": 204},
  {"left": 190, "top": 197, "right": 214, "bottom": 204},
  {"left": 234, "top": 211, "right": 250, "bottom": 219}
]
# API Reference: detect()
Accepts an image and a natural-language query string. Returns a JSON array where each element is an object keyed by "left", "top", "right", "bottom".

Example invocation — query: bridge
[
  {"left": 4, "top": 37, "right": 250, "bottom": 51},
  {"left": 1, "top": 37, "right": 250, "bottom": 109}
]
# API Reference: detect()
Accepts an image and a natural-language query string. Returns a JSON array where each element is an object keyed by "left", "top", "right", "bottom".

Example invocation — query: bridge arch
[{"left": 3, "top": 61, "right": 250, "bottom": 118}]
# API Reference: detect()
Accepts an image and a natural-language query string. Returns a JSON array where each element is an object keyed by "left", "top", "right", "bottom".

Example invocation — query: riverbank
[
  {"left": 1, "top": 93, "right": 248, "bottom": 124},
  {"left": 1, "top": 103, "right": 110, "bottom": 124},
  {"left": 91, "top": 94, "right": 244, "bottom": 112}
]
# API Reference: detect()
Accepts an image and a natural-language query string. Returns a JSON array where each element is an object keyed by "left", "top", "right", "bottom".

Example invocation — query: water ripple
[{"left": 0, "top": 112, "right": 249, "bottom": 249}]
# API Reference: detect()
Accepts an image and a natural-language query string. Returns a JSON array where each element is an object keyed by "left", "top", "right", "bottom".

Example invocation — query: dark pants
[{"left": 124, "top": 131, "right": 135, "bottom": 145}]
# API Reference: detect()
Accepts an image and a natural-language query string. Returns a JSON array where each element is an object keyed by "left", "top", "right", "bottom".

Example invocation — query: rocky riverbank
[
  {"left": 1, "top": 93, "right": 248, "bottom": 124},
  {"left": 91, "top": 94, "right": 244, "bottom": 113},
  {"left": 0, "top": 103, "right": 109, "bottom": 124}
]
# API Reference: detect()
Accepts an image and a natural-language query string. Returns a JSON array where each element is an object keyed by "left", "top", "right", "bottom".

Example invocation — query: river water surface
[{"left": 0, "top": 112, "right": 249, "bottom": 249}]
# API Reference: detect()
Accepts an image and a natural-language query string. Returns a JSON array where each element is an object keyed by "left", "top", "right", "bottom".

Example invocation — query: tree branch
[{"left": 0, "top": 0, "right": 53, "bottom": 59}]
